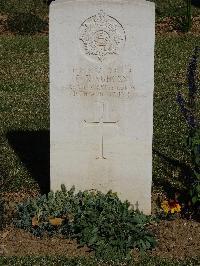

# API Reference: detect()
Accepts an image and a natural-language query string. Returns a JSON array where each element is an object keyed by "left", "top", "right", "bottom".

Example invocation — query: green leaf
[{"left": 192, "top": 196, "right": 198, "bottom": 204}]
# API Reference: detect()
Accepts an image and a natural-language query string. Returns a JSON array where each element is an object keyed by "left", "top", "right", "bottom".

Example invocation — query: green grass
[
  {"left": 0, "top": 0, "right": 47, "bottom": 17},
  {"left": 0, "top": 36, "right": 49, "bottom": 191},
  {"left": 153, "top": 0, "right": 200, "bottom": 19},
  {"left": 0, "top": 0, "right": 199, "bottom": 19},
  {"left": 0, "top": 256, "right": 199, "bottom": 266},
  {"left": 154, "top": 35, "right": 200, "bottom": 195},
  {"left": 0, "top": 35, "right": 200, "bottom": 194}
]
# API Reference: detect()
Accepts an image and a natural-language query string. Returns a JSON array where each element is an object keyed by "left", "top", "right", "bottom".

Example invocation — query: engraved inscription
[
  {"left": 79, "top": 10, "right": 126, "bottom": 62},
  {"left": 69, "top": 65, "right": 135, "bottom": 98}
]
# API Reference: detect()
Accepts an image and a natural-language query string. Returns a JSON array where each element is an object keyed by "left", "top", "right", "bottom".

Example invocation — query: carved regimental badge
[{"left": 79, "top": 10, "right": 126, "bottom": 62}]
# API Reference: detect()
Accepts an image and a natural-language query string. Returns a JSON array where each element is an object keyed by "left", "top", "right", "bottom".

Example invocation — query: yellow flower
[
  {"left": 171, "top": 208, "right": 175, "bottom": 214},
  {"left": 161, "top": 200, "right": 170, "bottom": 214},
  {"left": 32, "top": 216, "right": 39, "bottom": 227},
  {"left": 177, "top": 204, "right": 181, "bottom": 212},
  {"left": 161, "top": 200, "right": 181, "bottom": 214},
  {"left": 49, "top": 217, "right": 64, "bottom": 226},
  {"left": 171, "top": 203, "right": 181, "bottom": 213}
]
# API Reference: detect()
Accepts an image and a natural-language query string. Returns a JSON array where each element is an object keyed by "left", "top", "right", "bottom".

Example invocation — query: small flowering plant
[
  {"left": 176, "top": 47, "right": 199, "bottom": 129},
  {"left": 161, "top": 200, "right": 181, "bottom": 215}
]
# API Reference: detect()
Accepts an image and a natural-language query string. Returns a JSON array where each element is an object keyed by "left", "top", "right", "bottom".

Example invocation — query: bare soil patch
[
  {"left": 0, "top": 227, "right": 91, "bottom": 257},
  {"left": 0, "top": 15, "right": 10, "bottom": 35},
  {"left": 150, "top": 219, "right": 200, "bottom": 260},
  {"left": 0, "top": 219, "right": 199, "bottom": 259},
  {"left": 156, "top": 16, "right": 200, "bottom": 36}
]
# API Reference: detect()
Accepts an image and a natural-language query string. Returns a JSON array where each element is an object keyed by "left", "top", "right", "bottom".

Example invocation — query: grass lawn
[
  {"left": 154, "top": 35, "right": 200, "bottom": 196},
  {"left": 0, "top": 256, "right": 199, "bottom": 266},
  {"left": 0, "top": 36, "right": 49, "bottom": 192}
]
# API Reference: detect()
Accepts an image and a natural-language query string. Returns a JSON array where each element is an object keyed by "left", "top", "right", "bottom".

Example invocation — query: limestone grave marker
[{"left": 50, "top": 0, "right": 155, "bottom": 214}]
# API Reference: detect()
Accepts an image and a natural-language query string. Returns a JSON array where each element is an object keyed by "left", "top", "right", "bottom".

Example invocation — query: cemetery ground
[{"left": 0, "top": 2, "right": 200, "bottom": 266}]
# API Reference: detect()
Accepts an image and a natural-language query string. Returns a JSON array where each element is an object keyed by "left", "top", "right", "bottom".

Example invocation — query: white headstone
[{"left": 50, "top": 0, "right": 155, "bottom": 214}]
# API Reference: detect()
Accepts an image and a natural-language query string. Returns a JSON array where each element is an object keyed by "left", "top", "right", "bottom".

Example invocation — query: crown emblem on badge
[{"left": 79, "top": 10, "right": 126, "bottom": 62}]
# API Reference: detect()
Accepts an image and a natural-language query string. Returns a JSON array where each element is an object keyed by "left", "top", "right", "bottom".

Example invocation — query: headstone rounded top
[{"left": 53, "top": 0, "right": 153, "bottom": 5}]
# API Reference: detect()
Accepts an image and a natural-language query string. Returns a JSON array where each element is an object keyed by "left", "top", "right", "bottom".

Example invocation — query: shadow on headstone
[
  {"left": 6, "top": 130, "right": 50, "bottom": 194},
  {"left": 191, "top": 0, "right": 200, "bottom": 8}
]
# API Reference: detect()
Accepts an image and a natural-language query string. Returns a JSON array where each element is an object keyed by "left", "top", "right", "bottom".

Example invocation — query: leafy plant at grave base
[
  {"left": 176, "top": 46, "right": 200, "bottom": 213},
  {"left": 14, "top": 185, "right": 78, "bottom": 236},
  {"left": 14, "top": 185, "right": 156, "bottom": 261},
  {"left": 70, "top": 191, "right": 156, "bottom": 261}
]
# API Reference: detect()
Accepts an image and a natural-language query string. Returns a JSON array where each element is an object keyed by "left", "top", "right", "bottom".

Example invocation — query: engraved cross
[{"left": 84, "top": 102, "right": 119, "bottom": 159}]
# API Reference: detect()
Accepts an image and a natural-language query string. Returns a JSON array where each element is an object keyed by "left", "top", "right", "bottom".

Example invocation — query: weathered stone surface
[{"left": 50, "top": 0, "right": 155, "bottom": 214}]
